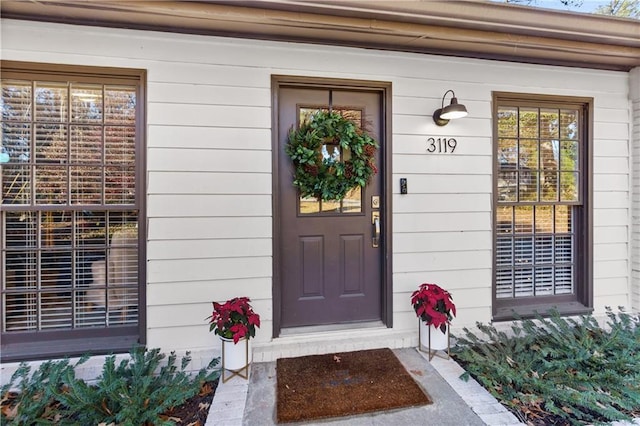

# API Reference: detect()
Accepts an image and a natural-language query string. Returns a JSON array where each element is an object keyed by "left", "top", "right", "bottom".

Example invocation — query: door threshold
[{"left": 280, "top": 321, "right": 385, "bottom": 337}]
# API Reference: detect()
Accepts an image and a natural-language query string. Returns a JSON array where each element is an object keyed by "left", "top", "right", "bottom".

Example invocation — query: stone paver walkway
[
  {"left": 207, "top": 347, "right": 523, "bottom": 425},
  {"left": 207, "top": 346, "right": 640, "bottom": 426}
]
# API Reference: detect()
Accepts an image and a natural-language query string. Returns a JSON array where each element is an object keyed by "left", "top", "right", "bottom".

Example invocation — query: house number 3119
[{"left": 426, "top": 137, "right": 457, "bottom": 153}]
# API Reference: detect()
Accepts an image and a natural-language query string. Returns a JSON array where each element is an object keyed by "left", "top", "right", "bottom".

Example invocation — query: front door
[{"left": 276, "top": 83, "right": 386, "bottom": 330}]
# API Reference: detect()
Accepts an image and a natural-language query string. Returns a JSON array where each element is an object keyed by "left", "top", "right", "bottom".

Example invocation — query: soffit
[{"left": 1, "top": 0, "right": 639, "bottom": 71}]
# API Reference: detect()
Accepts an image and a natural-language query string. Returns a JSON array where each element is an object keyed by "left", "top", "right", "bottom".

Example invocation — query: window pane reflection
[
  {"left": 321, "top": 199, "right": 341, "bottom": 213},
  {"left": 342, "top": 186, "right": 362, "bottom": 213},
  {"left": 300, "top": 196, "right": 320, "bottom": 214}
]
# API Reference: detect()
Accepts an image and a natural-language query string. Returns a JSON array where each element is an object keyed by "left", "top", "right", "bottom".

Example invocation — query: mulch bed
[
  {"left": 161, "top": 380, "right": 219, "bottom": 425},
  {"left": 276, "top": 348, "right": 431, "bottom": 423}
]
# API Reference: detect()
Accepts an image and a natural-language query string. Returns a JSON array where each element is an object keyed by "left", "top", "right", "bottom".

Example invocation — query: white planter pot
[
  {"left": 220, "top": 336, "right": 249, "bottom": 372},
  {"left": 420, "top": 322, "right": 449, "bottom": 351}
]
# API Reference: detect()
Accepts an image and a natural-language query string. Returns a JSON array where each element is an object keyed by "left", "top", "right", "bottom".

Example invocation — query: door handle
[{"left": 372, "top": 211, "right": 380, "bottom": 248}]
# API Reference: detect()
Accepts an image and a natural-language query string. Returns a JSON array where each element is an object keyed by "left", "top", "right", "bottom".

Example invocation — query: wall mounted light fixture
[{"left": 433, "top": 89, "right": 468, "bottom": 126}]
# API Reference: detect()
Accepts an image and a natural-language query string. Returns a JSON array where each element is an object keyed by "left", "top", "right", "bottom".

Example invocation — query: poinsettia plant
[
  {"left": 206, "top": 297, "right": 261, "bottom": 344},
  {"left": 411, "top": 283, "right": 456, "bottom": 334}
]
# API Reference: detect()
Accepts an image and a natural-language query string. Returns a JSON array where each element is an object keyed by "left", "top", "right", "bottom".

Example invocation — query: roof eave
[{"left": 1, "top": 0, "right": 639, "bottom": 71}]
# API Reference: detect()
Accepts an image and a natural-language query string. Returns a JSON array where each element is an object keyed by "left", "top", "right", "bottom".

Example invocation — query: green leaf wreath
[{"left": 285, "top": 110, "right": 379, "bottom": 201}]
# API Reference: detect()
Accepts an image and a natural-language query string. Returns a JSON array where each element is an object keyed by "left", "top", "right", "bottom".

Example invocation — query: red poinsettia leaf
[
  {"left": 444, "top": 298, "right": 457, "bottom": 317},
  {"left": 230, "top": 324, "right": 248, "bottom": 343},
  {"left": 248, "top": 314, "right": 261, "bottom": 327}
]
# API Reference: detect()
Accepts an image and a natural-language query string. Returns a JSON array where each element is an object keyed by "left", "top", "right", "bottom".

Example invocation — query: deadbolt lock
[{"left": 371, "top": 196, "right": 380, "bottom": 209}]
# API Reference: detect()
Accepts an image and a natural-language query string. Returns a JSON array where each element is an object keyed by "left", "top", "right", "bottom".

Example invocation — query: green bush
[
  {"left": 453, "top": 308, "right": 640, "bottom": 425},
  {"left": 1, "top": 346, "right": 220, "bottom": 425},
  {"left": 1, "top": 356, "right": 86, "bottom": 425}
]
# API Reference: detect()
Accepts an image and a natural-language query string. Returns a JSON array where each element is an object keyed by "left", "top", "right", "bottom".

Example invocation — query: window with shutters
[
  {"left": 0, "top": 62, "right": 146, "bottom": 361},
  {"left": 493, "top": 93, "right": 592, "bottom": 319}
]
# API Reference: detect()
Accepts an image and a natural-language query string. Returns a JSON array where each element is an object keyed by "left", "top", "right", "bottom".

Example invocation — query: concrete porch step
[{"left": 251, "top": 326, "right": 417, "bottom": 363}]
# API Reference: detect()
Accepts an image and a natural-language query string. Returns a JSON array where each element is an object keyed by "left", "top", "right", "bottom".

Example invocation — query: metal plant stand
[
  {"left": 221, "top": 337, "right": 249, "bottom": 383},
  {"left": 418, "top": 320, "right": 451, "bottom": 361}
]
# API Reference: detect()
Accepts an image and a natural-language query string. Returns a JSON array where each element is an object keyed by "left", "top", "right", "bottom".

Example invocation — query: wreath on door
[{"left": 285, "top": 110, "right": 379, "bottom": 201}]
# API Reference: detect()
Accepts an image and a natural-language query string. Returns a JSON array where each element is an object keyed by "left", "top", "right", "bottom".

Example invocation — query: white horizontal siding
[
  {"left": 147, "top": 82, "right": 271, "bottom": 107},
  {"left": 148, "top": 217, "right": 271, "bottom": 240},
  {"left": 594, "top": 157, "right": 630, "bottom": 174},
  {"left": 394, "top": 154, "right": 492, "bottom": 174},
  {"left": 395, "top": 250, "right": 492, "bottom": 273},
  {"left": 593, "top": 139, "right": 629, "bottom": 157},
  {"left": 1, "top": 19, "right": 632, "bottom": 353},
  {"left": 148, "top": 172, "right": 272, "bottom": 194},
  {"left": 148, "top": 103, "right": 270, "bottom": 128},
  {"left": 593, "top": 226, "right": 629, "bottom": 244},
  {"left": 147, "top": 194, "right": 271, "bottom": 217},
  {"left": 594, "top": 174, "right": 631, "bottom": 191},
  {"left": 394, "top": 231, "right": 491, "bottom": 254},
  {"left": 631, "top": 68, "right": 640, "bottom": 312},
  {"left": 391, "top": 174, "right": 491, "bottom": 194},
  {"left": 147, "top": 239, "right": 271, "bottom": 260},
  {"left": 593, "top": 277, "right": 630, "bottom": 297},
  {"left": 394, "top": 194, "right": 491, "bottom": 213},
  {"left": 593, "top": 243, "right": 629, "bottom": 262},
  {"left": 594, "top": 260, "right": 629, "bottom": 279},
  {"left": 148, "top": 126, "right": 271, "bottom": 150},
  {"left": 593, "top": 191, "right": 629, "bottom": 209},
  {"left": 393, "top": 269, "right": 492, "bottom": 293},
  {"left": 391, "top": 134, "right": 491, "bottom": 156},
  {"left": 594, "top": 209, "right": 629, "bottom": 227},
  {"left": 394, "top": 212, "right": 490, "bottom": 233},
  {"left": 147, "top": 278, "right": 273, "bottom": 306},
  {"left": 147, "top": 149, "right": 271, "bottom": 173},
  {"left": 592, "top": 92, "right": 631, "bottom": 314},
  {"left": 148, "top": 257, "right": 272, "bottom": 284}
]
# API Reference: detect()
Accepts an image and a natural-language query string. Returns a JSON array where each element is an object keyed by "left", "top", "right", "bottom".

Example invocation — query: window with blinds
[
  {"left": 1, "top": 62, "right": 145, "bottom": 361},
  {"left": 493, "top": 93, "right": 591, "bottom": 316}
]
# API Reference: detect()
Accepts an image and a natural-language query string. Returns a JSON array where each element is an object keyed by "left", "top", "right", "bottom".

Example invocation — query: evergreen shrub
[{"left": 453, "top": 308, "right": 640, "bottom": 425}]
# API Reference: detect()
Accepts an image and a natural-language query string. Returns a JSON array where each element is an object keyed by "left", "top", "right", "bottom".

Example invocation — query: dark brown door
[{"left": 278, "top": 87, "right": 383, "bottom": 328}]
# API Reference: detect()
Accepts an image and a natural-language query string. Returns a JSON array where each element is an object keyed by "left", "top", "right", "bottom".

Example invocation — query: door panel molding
[{"left": 271, "top": 75, "right": 393, "bottom": 337}]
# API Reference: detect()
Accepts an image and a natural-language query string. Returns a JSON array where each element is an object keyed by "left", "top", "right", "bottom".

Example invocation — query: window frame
[
  {"left": 492, "top": 92, "right": 593, "bottom": 320},
  {"left": 0, "top": 61, "right": 147, "bottom": 361}
]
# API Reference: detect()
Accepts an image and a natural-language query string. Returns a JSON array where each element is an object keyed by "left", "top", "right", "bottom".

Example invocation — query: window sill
[
  {"left": 1, "top": 333, "right": 139, "bottom": 363},
  {"left": 493, "top": 301, "right": 593, "bottom": 322}
]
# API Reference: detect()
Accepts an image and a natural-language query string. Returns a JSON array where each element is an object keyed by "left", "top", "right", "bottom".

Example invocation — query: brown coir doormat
[{"left": 276, "top": 348, "right": 431, "bottom": 423}]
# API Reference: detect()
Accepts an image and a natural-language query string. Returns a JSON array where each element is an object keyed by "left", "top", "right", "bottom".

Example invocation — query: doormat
[{"left": 276, "top": 348, "right": 431, "bottom": 423}]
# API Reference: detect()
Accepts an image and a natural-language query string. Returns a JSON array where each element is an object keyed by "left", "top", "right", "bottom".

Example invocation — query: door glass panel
[
  {"left": 342, "top": 186, "right": 362, "bottom": 213},
  {"left": 297, "top": 107, "right": 366, "bottom": 215},
  {"left": 322, "top": 144, "right": 340, "bottom": 162},
  {"left": 321, "top": 199, "right": 341, "bottom": 213},
  {"left": 299, "top": 107, "right": 325, "bottom": 124},
  {"left": 299, "top": 196, "right": 320, "bottom": 214}
]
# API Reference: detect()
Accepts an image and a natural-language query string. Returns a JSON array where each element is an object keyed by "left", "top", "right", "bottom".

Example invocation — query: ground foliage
[
  {"left": 1, "top": 346, "right": 220, "bottom": 425},
  {"left": 452, "top": 308, "right": 640, "bottom": 425}
]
